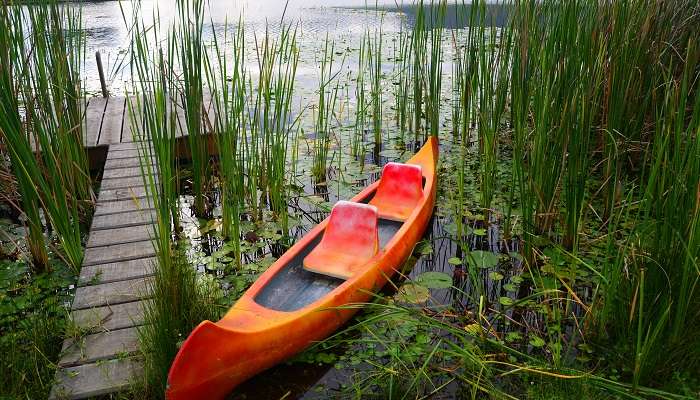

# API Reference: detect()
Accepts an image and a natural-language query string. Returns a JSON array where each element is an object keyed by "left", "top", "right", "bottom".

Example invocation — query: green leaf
[
  {"left": 415, "top": 241, "right": 433, "bottom": 256},
  {"left": 447, "top": 257, "right": 462, "bottom": 266},
  {"left": 395, "top": 283, "right": 430, "bottom": 304},
  {"left": 499, "top": 296, "right": 514, "bottom": 306},
  {"left": 503, "top": 283, "right": 518, "bottom": 292},
  {"left": 415, "top": 272, "right": 453, "bottom": 289},
  {"left": 488, "top": 271, "right": 504, "bottom": 281},
  {"left": 467, "top": 250, "right": 499, "bottom": 269},
  {"left": 505, "top": 331, "right": 522, "bottom": 342},
  {"left": 529, "top": 335, "right": 546, "bottom": 348}
]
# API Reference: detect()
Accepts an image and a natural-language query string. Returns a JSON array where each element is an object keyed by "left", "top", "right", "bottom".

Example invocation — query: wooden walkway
[{"left": 50, "top": 97, "right": 157, "bottom": 399}]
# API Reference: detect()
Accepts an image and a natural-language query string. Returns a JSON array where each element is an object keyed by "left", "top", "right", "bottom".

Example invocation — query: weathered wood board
[
  {"left": 72, "top": 276, "right": 153, "bottom": 310},
  {"left": 83, "top": 240, "right": 156, "bottom": 267},
  {"left": 58, "top": 327, "right": 140, "bottom": 367},
  {"left": 87, "top": 224, "right": 154, "bottom": 248},
  {"left": 50, "top": 357, "right": 143, "bottom": 400},
  {"left": 79, "top": 257, "right": 156, "bottom": 287},
  {"left": 84, "top": 97, "right": 108, "bottom": 147},
  {"left": 70, "top": 300, "right": 147, "bottom": 333}
]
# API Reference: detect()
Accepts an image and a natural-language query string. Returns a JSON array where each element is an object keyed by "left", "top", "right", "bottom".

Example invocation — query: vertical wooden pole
[{"left": 96, "top": 51, "right": 109, "bottom": 98}]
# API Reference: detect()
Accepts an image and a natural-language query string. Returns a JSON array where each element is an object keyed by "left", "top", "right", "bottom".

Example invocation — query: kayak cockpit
[
  {"left": 252, "top": 218, "right": 403, "bottom": 312},
  {"left": 253, "top": 160, "right": 429, "bottom": 312}
]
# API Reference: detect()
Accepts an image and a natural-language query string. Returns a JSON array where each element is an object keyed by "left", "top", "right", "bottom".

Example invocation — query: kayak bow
[{"left": 166, "top": 137, "right": 438, "bottom": 399}]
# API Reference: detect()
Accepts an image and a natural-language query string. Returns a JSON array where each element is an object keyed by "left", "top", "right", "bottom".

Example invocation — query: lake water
[{"left": 76, "top": 0, "right": 409, "bottom": 95}]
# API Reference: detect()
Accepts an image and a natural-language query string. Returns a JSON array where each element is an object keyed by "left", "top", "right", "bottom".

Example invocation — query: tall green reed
[
  {"left": 312, "top": 35, "right": 339, "bottom": 182},
  {"left": 352, "top": 32, "right": 367, "bottom": 158},
  {"left": 205, "top": 20, "right": 245, "bottom": 266},
  {"left": 127, "top": 5, "right": 220, "bottom": 395},
  {"left": 246, "top": 23, "right": 300, "bottom": 229},
  {"left": 424, "top": 1, "right": 445, "bottom": 139},
  {"left": 0, "top": 1, "right": 90, "bottom": 270},
  {"left": 410, "top": 1, "right": 427, "bottom": 141},
  {"left": 618, "top": 43, "right": 699, "bottom": 387},
  {"left": 367, "top": 29, "right": 383, "bottom": 149},
  {"left": 175, "top": 0, "right": 210, "bottom": 216}
]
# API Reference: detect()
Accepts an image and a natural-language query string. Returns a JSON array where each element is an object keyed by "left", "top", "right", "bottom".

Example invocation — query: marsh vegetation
[{"left": 0, "top": 0, "right": 699, "bottom": 398}]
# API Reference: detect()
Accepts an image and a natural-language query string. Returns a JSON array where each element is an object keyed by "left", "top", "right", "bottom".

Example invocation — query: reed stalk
[
  {"left": 0, "top": 1, "right": 90, "bottom": 270},
  {"left": 127, "top": 5, "right": 220, "bottom": 395},
  {"left": 312, "top": 34, "right": 339, "bottom": 182},
  {"left": 175, "top": 0, "right": 209, "bottom": 216},
  {"left": 205, "top": 19, "right": 245, "bottom": 266}
]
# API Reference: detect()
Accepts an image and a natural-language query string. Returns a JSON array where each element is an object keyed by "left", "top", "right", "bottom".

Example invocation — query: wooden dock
[{"left": 50, "top": 97, "right": 157, "bottom": 399}]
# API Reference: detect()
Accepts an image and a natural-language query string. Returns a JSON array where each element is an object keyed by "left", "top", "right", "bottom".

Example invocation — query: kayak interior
[{"left": 254, "top": 219, "right": 404, "bottom": 312}]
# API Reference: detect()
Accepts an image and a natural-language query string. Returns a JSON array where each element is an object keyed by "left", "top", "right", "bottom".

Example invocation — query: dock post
[{"left": 96, "top": 51, "right": 109, "bottom": 98}]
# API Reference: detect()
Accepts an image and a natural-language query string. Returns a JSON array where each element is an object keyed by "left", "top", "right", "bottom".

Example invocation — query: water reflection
[{"left": 67, "top": 0, "right": 408, "bottom": 94}]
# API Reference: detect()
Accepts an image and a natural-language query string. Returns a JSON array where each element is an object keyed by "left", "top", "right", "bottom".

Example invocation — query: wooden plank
[
  {"left": 97, "top": 97, "right": 125, "bottom": 146},
  {"left": 87, "top": 224, "right": 153, "bottom": 248},
  {"left": 94, "top": 198, "right": 153, "bottom": 216},
  {"left": 71, "top": 300, "right": 147, "bottom": 333},
  {"left": 84, "top": 97, "right": 107, "bottom": 147},
  {"left": 106, "top": 147, "right": 141, "bottom": 160},
  {"left": 100, "top": 175, "right": 155, "bottom": 190},
  {"left": 91, "top": 209, "right": 156, "bottom": 230},
  {"left": 50, "top": 357, "right": 143, "bottom": 400},
  {"left": 72, "top": 277, "right": 152, "bottom": 310},
  {"left": 122, "top": 97, "right": 145, "bottom": 143},
  {"left": 106, "top": 146, "right": 153, "bottom": 159},
  {"left": 83, "top": 240, "right": 155, "bottom": 267},
  {"left": 58, "top": 327, "right": 140, "bottom": 368},
  {"left": 97, "top": 186, "right": 149, "bottom": 202},
  {"left": 102, "top": 165, "right": 153, "bottom": 180},
  {"left": 108, "top": 141, "right": 146, "bottom": 151},
  {"left": 103, "top": 156, "right": 146, "bottom": 170},
  {"left": 79, "top": 257, "right": 156, "bottom": 287}
]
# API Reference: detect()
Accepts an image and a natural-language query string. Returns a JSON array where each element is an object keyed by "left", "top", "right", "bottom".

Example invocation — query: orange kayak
[{"left": 166, "top": 137, "right": 438, "bottom": 399}]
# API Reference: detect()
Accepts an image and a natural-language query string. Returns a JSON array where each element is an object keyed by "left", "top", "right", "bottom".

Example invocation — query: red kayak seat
[
  {"left": 303, "top": 201, "right": 379, "bottom": 279},
  {"left": 369, "top": 162, "right": 423, "bottom": 221}
]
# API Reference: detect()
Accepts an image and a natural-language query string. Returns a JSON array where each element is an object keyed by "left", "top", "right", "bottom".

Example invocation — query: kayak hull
[{"left": 166, "top": 137, "right": 438, "bottom": 399}]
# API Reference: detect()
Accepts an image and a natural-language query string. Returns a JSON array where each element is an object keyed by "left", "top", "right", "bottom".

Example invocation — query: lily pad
[
  {"left": 529, "top": 335, "right": 546, "bottom": 348},
  {"left": 414, "top": 241, "right": 433, "bottom": 256},
  {"left": 464, "top": 323, "right": 482, "bottom": 336},
  {"left": 499, "top": 296, "right": 514, "bottom": 306},
  {"left": 505, "top": 331, "right": 522, "bottom": 342},
  {"left": 503, "top": 283, "right": 518, "bottom": 292},
  {"left": 488, "top": 271, "right": 504, "bottom": 281},
  {"left": 447, "top": 257, "right": 462, "bottom": 266},
  {"left": 395, "top": 283, "right": 430, "bottom": 304},
  {"left": 415, "top": 272, "right": 453, "bottom": 289},
  {"left": 466, "top": 250, "right": 499, "bottom": 269}
]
